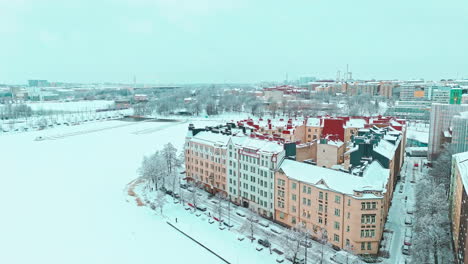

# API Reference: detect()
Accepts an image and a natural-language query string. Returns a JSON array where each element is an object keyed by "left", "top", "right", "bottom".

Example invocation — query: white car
[
  {"left": 235, "top": 210, "right": 246, "bottom": 217},
  {"left": 259, "top": 220, "right": 270, "bottom": 228},
  {"left": 405, "top": 216, "right": 413, "bottom": 226},
  {"left": 270, "top": 227, "right": 282, "bottom": 235}
]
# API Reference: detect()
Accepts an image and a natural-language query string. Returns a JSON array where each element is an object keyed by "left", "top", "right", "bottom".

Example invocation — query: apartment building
[
  {"left": 450, "top": 151, "right": 468, "bottom": 264},
  {"left": 184, "top": 131, "right": 229, "bottom": 195},
  {"left": 275, "top": 160, "right": 391, "bottom": 255},
  {"left": 184, "top": 117, "right": 406, "bottom": 255},
  {"left": 428, "top": 103, "right": 468, "bottom": 160},
  {"left": 226, "top": 136, "right": 285, "bottom": 218},
  {"left": 452, "top": 112, "right": 468, "bottom": 154},
  {"left": 185, "top": 126, "right": 285, "bottom": 218}
]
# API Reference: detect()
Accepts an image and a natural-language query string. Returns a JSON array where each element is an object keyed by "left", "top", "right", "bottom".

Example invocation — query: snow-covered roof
[
  {"left": 189, "top": 131, "right": 231, "bottom": 147},
  {"left": 454, "top": 151, "right": 468, "bottom": 192},
  {"left": 406, "top": 129, "right": 429, "bottom": 144},
  {"left": 373, "top": 139, "right": 398, "bottom": 160},
  {"left": 306, "top": 117, "right": 321, "bottom": 127},
  {"left": 383, "top": 135, "right": 397, "bottom": 142},
  {"left": 279, "top": 159, "right": 389, "bottom": 197},
  {"left": 231, "top": 137, "right": 284, "bottom": 154},
  {"left": 345, "top": 119, "right": 367, "bottom": 128},
  {"left": 326, "top": 140, "right": 344, "bottom": 147}
]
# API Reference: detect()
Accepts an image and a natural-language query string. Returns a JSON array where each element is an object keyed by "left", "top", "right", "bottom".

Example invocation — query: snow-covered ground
[
  {"left": 26, "top": 100, "right": 114, "bottom": 112},
  {"left": 0, "top": 119, "right": 226, "bottom": 264}
]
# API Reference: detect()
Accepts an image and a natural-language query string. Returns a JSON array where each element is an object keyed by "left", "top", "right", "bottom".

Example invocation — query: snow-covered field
[
  {"left": 26, "top": 100, "right": 114, "bottom": 112},
  {"left": 0, "top": 119, "right": 228, "bottom": 264}
]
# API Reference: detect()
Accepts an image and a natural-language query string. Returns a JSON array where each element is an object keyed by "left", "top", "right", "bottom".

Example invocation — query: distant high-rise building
[
  {"left": 452, "top": 112, "right": 468, "bottom": 154},
  {"left": 28, "top": 80, "right": 48, "bottom": 87},
  {"left": 451, "top": 88, "right": 463, "bottom": 104},
  {"left": 428, "top": 103, "right": 468, "bottom": 160}
]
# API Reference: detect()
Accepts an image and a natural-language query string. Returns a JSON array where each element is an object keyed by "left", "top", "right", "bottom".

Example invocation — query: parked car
[
  {"left": 196, "top": 205, "right": 207, "bottom": 211},
  {"left": 235, "top": 210, "right": 246, "bottom": 217},
  {"left": 180, "top": 184, "right": 188, "bottom": 189},
  {"left": 187, "top": 187, "right": 195, "bottom": 193},
  {"left": 404, "top": 236, "right": 412, "bottom": 246},
  {"left": 270, "top": 227, "right": 282, "bottom": 235},
  {"left": 286, "top": 256, "right": 305, "bottom": 264},
  {"left": 405, "top": 228, "right": 413, "bottom": 239},
  {"left": 300, "top": 240, "right": 312, "bottom": 248},
  {"left": 407, "top": 206, "right": 414, "bottom": 214},
  {"left": 402, "top": 245, "right": 410, "bottom": 255},
  {"left": 223, "top": 222, "right": 234, "bottom": 228},
  {"left": 405, "top": 216, "right": 413, "bottom": 226},
  {"left": 259, "top": 220, "right": 270, "bottom": 228},
  {"left": 258, "top": 239, "right": 271, "bottom": 248}
]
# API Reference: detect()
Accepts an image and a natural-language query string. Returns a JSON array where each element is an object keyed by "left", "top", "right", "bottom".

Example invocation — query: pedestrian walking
[{"left": 175, "top": 218, "right": 178, "bottom": 223}]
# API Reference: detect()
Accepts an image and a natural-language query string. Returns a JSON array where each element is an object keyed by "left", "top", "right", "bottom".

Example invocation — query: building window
[
  {"left": 346, "top": 239, "right": 350, "bottom": 247},
  {"left": 348, "top": 199, "right": 351, "bottom": 206},
  {"left": 303, "top": 185, "right": 307, "bottom": 193},
  {"left": 280, "top": 212, "right": 285, "bottom": 219},
  {"left": 347, "top": 226, "right": 350, "bottom": 232},
  {"left": 334, "top": 222, "right": 340, "bottom": 230},
  {"left": 335, "top": 195, "right": 341, "bottom": 204},
  {"left": 307, "top": 187, "right": 311, "bottom": 194},
  {"left": 367, "top": 242, "right": 371, "bottom": 250},
  {"left": 292, "top": 217, "right": 296, "bottom": 224},
  {"left": 292, "top": 183, "right": 296, "bottom": 189},
  {"left": 292, "top": 194, "right": 296, "bottom": 201},
  {"left": 334, "top": 208, "right": 340, "bottom": 217},
  {"left": 319, "top": 192, "right": 323, "bottom": 200},
  {"left": 318, "top": 217, "right": 323, "bottom": 224},
  {"left": 361, "top": 242, "right": 365, "bottom": 250},
  {"left": 292, "top": 206, "right": 296, "bottom": 212},
  {"left": 334, "top": 234, "right": 339, "bottom": 242}
]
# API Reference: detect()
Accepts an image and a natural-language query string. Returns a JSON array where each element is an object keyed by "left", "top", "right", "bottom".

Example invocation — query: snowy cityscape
[{"left": 2, "top": 1, "right": 468, "bottom": 264}]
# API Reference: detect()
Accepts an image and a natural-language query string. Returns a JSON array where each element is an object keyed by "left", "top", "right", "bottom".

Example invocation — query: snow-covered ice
[{"left": 0, "top": 119, "right": 227, "bottom": 264}]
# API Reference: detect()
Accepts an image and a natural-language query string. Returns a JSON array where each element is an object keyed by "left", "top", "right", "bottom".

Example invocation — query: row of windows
[
  {"left": 361, "top": 202, "right": 378, "bottom": 210},
  {"left": 361, "top": 214, "right": 376, "bottom": 224},
  {"left": 360, "top": 229, "right": 376, "bottom": 238}
]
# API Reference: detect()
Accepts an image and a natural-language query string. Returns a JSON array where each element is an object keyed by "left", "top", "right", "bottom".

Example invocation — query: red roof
[{"left": 321, "top": 119, "right": 345, "bottom": 141}]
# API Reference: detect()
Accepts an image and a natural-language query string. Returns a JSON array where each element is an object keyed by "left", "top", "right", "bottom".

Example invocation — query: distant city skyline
[{"left": 1, "top": 0, "right": 467, "bottom": 84}]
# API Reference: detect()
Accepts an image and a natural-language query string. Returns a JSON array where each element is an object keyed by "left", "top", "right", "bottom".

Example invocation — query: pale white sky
[{"left": 1, "top": 0, "right": 467, "bottom": 84}]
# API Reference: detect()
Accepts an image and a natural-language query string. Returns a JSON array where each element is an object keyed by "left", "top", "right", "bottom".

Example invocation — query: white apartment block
[{"left": 226, "top": 136, "right": 285, "bottom": 218}]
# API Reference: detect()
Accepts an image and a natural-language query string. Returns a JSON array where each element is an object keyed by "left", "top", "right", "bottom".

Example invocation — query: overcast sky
[{"left": 1, "top": 0, "right": 467, "bottom": 84}]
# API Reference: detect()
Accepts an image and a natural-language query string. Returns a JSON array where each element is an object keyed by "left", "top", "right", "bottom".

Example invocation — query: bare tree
[
  {"left": 240, "top": 209, "right": 258, "bottom": 242},
  {"left": 282, "top": 224, "right": 308, "bottom": 264},
  {"left": 318, "top": 227, "right": 328, "bottom": 264},
  {"left": 188, "top": 181, "right": 201, "bottom": 212},
  {"left": 154, "top": 190, "right": 167, "bottom": 215},
  {"left": 214, "top": 192, "right": 226, "bottom": 226},
  {"left": 138, "top": 151, "right": 166, "bottom": 192}
]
